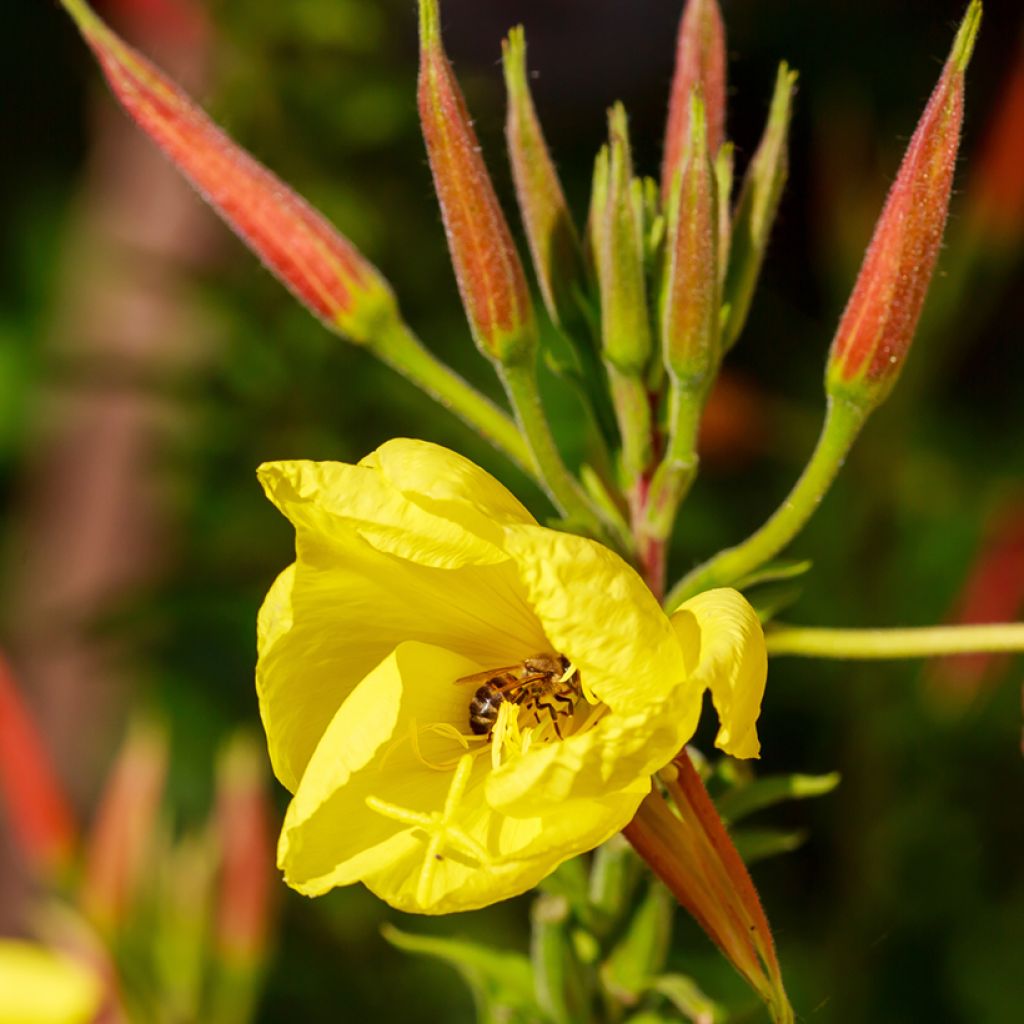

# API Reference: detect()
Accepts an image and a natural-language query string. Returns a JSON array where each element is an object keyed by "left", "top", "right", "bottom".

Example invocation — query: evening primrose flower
[{"left": 257, "top": 439, "right": 766, "bottom": 914}]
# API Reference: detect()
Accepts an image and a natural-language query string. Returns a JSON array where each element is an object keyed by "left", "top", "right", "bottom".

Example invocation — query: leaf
[
  {"left": 716, "top": 771, "right": 841, "bottom": 824},
  {"left": 601, "top": 882, "right": 674, "bottom": 1004},
  {"left": 652, "top": 973, "right": 722, "bottom": 1024},
  {"left": 732, "top": 827, "right": 808, "bottom": 865},
  {"left": 733, "top": 559, "right": 813, "bottom": 590},
  {"left": 382, "top": 924, "right": 539, "bottom": 1024},
  {"left": 747, "top": 581, "right": 806, "bottom": 624}
]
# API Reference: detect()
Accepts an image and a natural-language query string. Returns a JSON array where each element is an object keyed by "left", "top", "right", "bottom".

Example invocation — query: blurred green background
[{"left": 2, "top": 0, "right": 1022, "bottom": 1021}]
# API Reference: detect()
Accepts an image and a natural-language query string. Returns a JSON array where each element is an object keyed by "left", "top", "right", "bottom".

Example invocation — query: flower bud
[
  {"left": 965, "top": 30, "right": 1024, "bottom": 247},
  {"left": 722, "top": 63, "right": 797, "bottom": 351},
  {"left": 418, "top": 0, "right": 537, "bottom": 366},
  {"left": 591, "top": 105, "right": 652, "bottom": 376},
  {"left": 826, "top": 2, "right": 981, "bottom": 409},
  {"left": 661, "top": 92, "right": 720, "bottom": 391},
  {"left": 662, "top": 0, "right": 727, "bottom": 199},
  {"left": 0, "top": 655, "right": 76, "bottom": 877},
  {"left": 59, "top": 0, "right": 398, "bottom": 345},
  {"left": 502, "top": 27, "right": 588, "bottom": 334}
]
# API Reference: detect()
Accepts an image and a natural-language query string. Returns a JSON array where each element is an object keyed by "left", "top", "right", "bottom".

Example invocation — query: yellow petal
[
  {"left": 501, "top": 525, "right": 685, "bottom": 712},
  {"left": 280, "top": 641, "right": 645, "bottom": 913},
  {"left": 258, "top": 458, "right": 508, "bottom": 569},
  {"left": 671, "top": 588, "right": 767, "bottom": 759},
  {"left": 257, "top": 529, "right": 546, "bottom": 792},
  {"left": 0, "top": 941, "right": 101, "bottom": 1024}
]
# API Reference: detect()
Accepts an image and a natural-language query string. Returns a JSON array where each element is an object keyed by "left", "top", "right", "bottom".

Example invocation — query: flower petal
[
  {"left": 501, "top": 524, "right": 685, "bottom": 712},
  {"left": 259, "top": 458, "right": 509, "bottom": 570},
  {"left": 257, "top": 530, "right": 546, "bottom": 792},
  {"left": 281, "top": 641, "right": 642, "bottom": 913},
  {"left": 671, "top": 588, "right": 767, "bottom": 758},
  {"left": 0, "top": 941, "right": 100, "bottom": 1024}
]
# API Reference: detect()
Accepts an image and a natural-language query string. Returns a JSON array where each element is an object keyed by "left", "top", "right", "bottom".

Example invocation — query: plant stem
[
  {"left": 498, "top": 359, "right": 614, "bottom": 542},
  {"left": 665, "top": 395, "right": 867, "bottom": 609},
  {"left": 607, "top": 365, "right": 653, "bottom": 493},
  {"left": 766, "top": 622, "right": 1024, "bottom": 659},
  {"left": 374, "top": 321, "right": 536, "bottom": 476}
]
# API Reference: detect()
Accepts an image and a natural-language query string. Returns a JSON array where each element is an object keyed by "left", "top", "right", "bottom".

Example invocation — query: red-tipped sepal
[
  {"left": 826, "top": 2, "right": 981, "bottom": 409},
  {"left": 418, "top": 0, "right": 537, "bottom": 366},
  {"left": 60, "top": 0, "right": 398, "bottom": 344},
  {"left": 662, "top": 0, "right": 727, "bottom": 199}
]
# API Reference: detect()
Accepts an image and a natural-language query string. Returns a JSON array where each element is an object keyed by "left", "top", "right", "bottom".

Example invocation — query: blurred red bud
[
  {"left": 81, "top": 721, "right": 168, "bottom": 930},
  {"left": 214, "top": 735, "right": 274, "bottom": 965},
  {"left": 966, "top": 32, "right": 1024, "bottom": 246},
  {"left": 662, "top": 0, "right": 727, "bottom": 199},
  {"left": 826, "top": 2, "right": 980, "bottom": 409},
  {"left": 60, "top": 0, "right": 398, "bottom": 344},
  {"left": 0, "top": 654, "right": 77, "bottom": 877},
  {"left": 926, "top": 499, "right": 1024, "bottom": 706},
  {"left": 418, "top": 0, "right": 537, "bottom": 366}
]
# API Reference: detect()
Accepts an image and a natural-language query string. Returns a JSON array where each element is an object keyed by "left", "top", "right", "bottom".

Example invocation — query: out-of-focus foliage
[{"left": 2, "top": 0, "right": 1023, "bottom": 1021}]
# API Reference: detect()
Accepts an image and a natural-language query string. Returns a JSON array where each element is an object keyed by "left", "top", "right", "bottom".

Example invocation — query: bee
[{"left": 456, "top": 653, "right": 581, "bottom": 739}]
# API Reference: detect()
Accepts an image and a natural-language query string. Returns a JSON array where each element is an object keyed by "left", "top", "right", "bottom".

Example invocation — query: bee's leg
[
  {"left": 535, "top": 697, "right": 564, "bottom": 740},
  {"left": 553, "top": 691, "right": 575, "bottom": 712}
]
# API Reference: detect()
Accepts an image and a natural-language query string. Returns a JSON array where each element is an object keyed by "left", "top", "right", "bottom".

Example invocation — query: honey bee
[{"left": 455, "top": 653, "right": 581, "bottom": 739}]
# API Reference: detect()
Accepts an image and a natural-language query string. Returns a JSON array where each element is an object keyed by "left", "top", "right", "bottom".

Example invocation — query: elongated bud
[
  {"left": 661, "top": 92, "right": 720, "bottom": 391},
  {"left": 662, "top": 0, "right": 727, "bottom": 199},
  {"left": 59, "top": 0, "right": 397, "bottom": 344},
  {"left": 722, "top": 63, "right": 797, "bottom": 351},
  {"left": 418, "top": 0, "right": 536, "bottom": 366},
  {"left": 827, "top": 2, "right": 980, "bottom": 409},
  {"left": 625, "top": 750, "right": 791, "bottom": 1021},
  {"left": 0, "top": 655, "right": 76, "bottom": 877},
  {"left": 592, "top": 105, "right": 652, "bottom": 375},
  {"left": 502, "top": 27, "right": 587, "bottom": 333},
  {"left": 82, "top": 721, "right": 168, "bottom": 930},
  {"left": 966, "top": 29, "right": 1024, "bottom": 247},
  {"left": 214, "top": 734, "right": 274, "bottom": 967}
]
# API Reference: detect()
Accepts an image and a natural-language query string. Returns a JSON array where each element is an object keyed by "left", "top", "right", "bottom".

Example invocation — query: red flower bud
[
  {"left": 662, "top": 0, "right": 727, "bottom": 199},
  {"left": 59, "top": 0, "right": 397, "bottom": 344},
  {"left": 826, "top": 2, "right": 981, "bottom": 408},
  {"left": 0, "top": 654, "right": 77, "bottom": 876},
  {"left": 966, "top": 32, "right": 1024, "bottom": 246},
  {"left": 418, "top": 0, "right": 536, "bottom": 366}
]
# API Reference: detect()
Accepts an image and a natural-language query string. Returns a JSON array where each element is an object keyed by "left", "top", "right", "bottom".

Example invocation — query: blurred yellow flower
[
  {"left": 0, "top": 940, "right": 100, "bottom": 1024},
  {"left": 257, "top": 440, "right": 766, "bottom": 913}
]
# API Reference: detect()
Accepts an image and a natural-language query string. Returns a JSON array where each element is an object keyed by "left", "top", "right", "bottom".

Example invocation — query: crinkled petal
[
  {"left": 671, "top": 588, "right": 767, "bottom": 759},
  {"left": 257, "top": 529, "right": 545, "bottom": 792},
  {"left": 501, "top": 524, "right": 685, "bottom": 712},
  {"left": 281, "top": 641, "right": 644, "bottom": 913},
  {"left": 259, "top": 458, "right": 508, "bottom": 569},
  {"left": 0, "top": 941, "right": 101, "bottom": 1024}
]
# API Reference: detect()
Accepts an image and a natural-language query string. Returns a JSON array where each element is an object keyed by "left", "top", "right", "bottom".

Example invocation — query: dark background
[{"left": 2, "top": 1, "right": 1023, "bottom": 1021}]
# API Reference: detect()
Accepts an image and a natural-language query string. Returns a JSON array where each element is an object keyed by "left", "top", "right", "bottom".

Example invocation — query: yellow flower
[
  {"left": 0, "top": 940, "right": 101, "bottom": 1024},
  {"left": 257, "top": 439, "right": 766, "bottom": 914}
]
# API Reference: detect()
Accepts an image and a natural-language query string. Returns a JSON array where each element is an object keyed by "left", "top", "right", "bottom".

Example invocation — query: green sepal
[
  {"left": 382, "top": 924, "right": 537, "bottom": 1024},
  {"left": 747, "top": 580, "right": 806, "bottom": 624},
  {"left": 721, "top": 63, "right": 797, "bottom": 351},
  {"left": 651, "top": 973, "right": 724, "bottom": 1023},
  {"left": 733, "top": 558, "right": 812, "bottom": 590}
]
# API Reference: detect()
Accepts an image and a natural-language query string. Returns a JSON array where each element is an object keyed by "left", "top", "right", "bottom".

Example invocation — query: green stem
[
  {"left": 766, "top": 622, "right": 1024, "bottom": 660},
  {"left": 607, "top": 365, "right": 653, "bottom": 492},
  {"left": 643, "top": 379, "right": 706, "bottom": 541},
  {"left": 498, "top": 360, "right": 613, "bottom": 541},
  {"left": 666, "top": 395, "right": 868, "bottom": 609},
  {"left": 374, "top": 321, "right": 536, "bottom": 477}
]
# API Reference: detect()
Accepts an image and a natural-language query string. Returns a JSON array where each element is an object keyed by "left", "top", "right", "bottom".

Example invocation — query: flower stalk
[{"left": 766, "top": 622, "right": 1024, "bottom": 660}]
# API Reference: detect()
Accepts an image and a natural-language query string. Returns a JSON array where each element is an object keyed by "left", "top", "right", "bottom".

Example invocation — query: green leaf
[
  {"left": 382, "top": 924, "right": 538, "bottom": 1024},
  {"left": 601, "top": 881, "right": 674, "bottom": 1005},
  {"left": 716, "top": 771, "right": 841, "bottom": 824},
  {"left": 732, "top": 826, "right": 807, "bottom": 865},
  {"left": 652, "top": 973, "right": 723, "bottom": 1024},
  {"left": 733, "top": 559, "right": 813, "bottom": 590}
]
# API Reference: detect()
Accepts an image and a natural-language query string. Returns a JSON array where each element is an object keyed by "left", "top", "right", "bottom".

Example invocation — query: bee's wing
[{"left": 454, "top": 665, "right": 520, "bottom": 686}]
